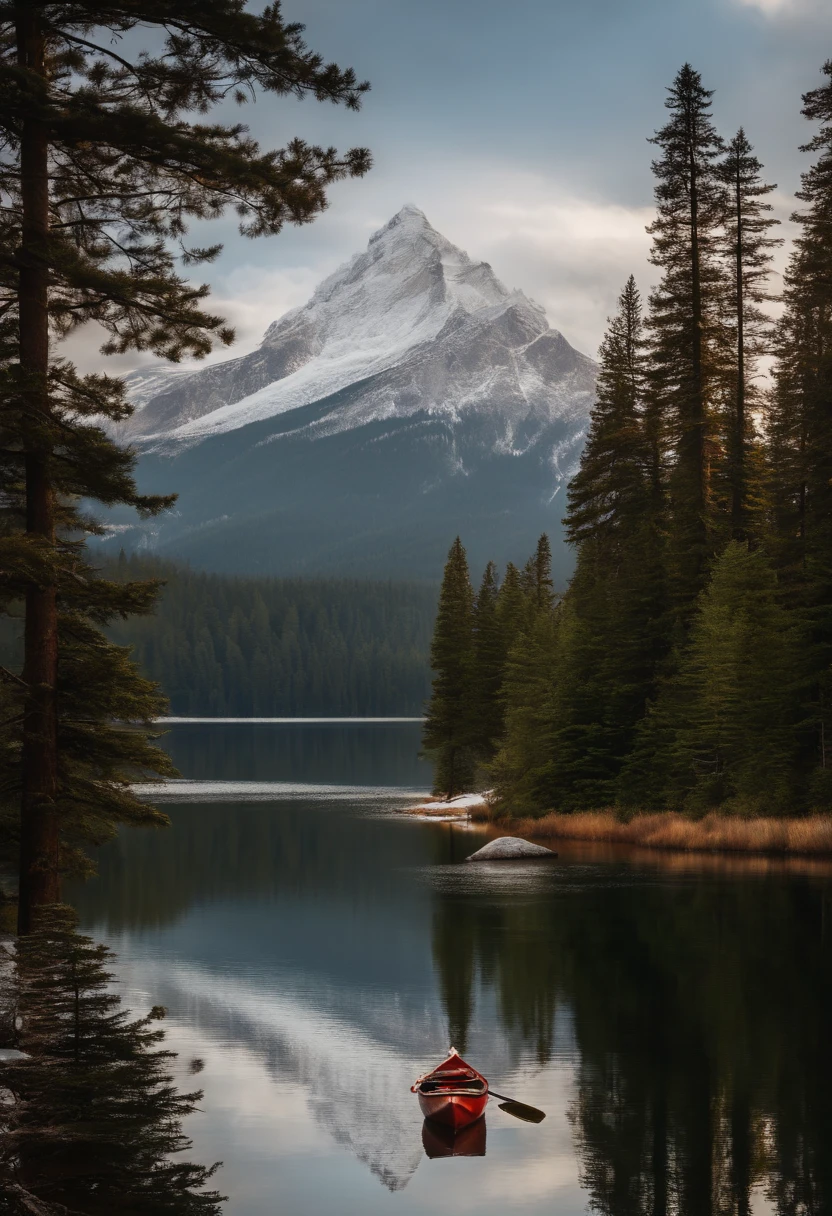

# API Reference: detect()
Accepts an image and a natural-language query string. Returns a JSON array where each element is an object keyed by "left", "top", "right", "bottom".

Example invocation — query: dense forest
[
  {"left": 0, "top": 557, "right": 436, "bottom": 716},
  {"left": 424, "top": 62, "right": 832, "bottom": 817},
  {"left": 100, "top": 555, "right": 436, "bottom": 717}
]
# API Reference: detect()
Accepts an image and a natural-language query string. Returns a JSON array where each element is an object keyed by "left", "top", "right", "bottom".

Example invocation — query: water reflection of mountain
[
  {"left": 112, "top": 952, "right": 438, "bottom": 1192},
  {"left": 73, "top": 780, "right": 832, "bottom": 1211},
  {"left": 72, "top": 803, "right": 521, "bottom": 1193},
  {"left": 432, "top": 866, "right": 832, "bottom": 1215}
]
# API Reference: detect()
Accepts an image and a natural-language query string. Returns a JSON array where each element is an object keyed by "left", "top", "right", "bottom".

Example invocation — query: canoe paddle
[{"left": 488, "top": 1090, "right": 546, "bottom": 1124}]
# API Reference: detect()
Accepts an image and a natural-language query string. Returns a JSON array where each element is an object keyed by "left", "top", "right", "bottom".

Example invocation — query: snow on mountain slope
[
  {"left": 110, "top": 206, "right": 597, "bottom": 578},
  {"left": 125, "top": 205, "right": 595, "bottom": 450}
]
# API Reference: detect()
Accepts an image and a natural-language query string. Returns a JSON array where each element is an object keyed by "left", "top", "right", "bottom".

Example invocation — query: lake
[{"left": 69, "top": 720, "right": 832, "bottom": 1215}]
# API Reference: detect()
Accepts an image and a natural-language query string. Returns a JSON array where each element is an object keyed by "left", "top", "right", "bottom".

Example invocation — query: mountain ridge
[{"left": 107, "top": 206, "right": 596, "bottom": 578}]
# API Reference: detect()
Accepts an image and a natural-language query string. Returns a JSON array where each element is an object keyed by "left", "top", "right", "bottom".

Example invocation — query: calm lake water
[{"left": 69, "top": 721, "right": 832, "bottom": 1215}]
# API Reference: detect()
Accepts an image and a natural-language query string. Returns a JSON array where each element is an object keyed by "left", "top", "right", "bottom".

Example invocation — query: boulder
[{"left": 464, "top": 836, "right": 557, "bottom": 862}]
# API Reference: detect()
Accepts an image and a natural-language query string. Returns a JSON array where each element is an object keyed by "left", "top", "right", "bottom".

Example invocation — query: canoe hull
[{"left": 417, "top": 1090, "right": 488, "bottom": 1129}]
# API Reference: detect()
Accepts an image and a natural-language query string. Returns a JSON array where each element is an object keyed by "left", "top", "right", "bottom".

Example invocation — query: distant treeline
[
  {"left": 0, "top": 557, "right": 436, "bottom": 716},
  {"left": 103, "top": 554, "right": 436, "bottom": 716}
]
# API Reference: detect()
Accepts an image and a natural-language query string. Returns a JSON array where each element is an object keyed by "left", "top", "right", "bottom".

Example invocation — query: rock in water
[{"left": 465, "top": 836, "right": 557, "bottom": 862}]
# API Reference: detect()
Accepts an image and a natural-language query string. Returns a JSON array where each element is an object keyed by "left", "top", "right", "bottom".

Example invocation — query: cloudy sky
[{"left": 73, "top": 0, "right": 831, "bottom": 372}]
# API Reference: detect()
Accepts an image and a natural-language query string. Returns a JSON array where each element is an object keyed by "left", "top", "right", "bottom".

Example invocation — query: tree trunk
[{"left": 16, "top": 0, "right": 60, "bottom": 933}]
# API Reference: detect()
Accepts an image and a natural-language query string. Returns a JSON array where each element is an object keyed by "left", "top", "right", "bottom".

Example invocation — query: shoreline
[
  {"left": 405, "top": 793, "right": 490, "bottom": 818},
  {"left": 509, "top": 809, "right": 832, "bottom": 857},
  {"left": 405, "top": 799, "right": 832, "bottom": 857}
]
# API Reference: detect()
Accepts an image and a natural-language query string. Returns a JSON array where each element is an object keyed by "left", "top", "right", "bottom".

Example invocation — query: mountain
[{"left": 109, "top": 205, "right": 596, "bottom": 579}]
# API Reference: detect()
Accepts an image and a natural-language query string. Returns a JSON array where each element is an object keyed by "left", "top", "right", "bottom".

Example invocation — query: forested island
[{"left": 424, "top": 63, "right": 832, "bottom": 834}]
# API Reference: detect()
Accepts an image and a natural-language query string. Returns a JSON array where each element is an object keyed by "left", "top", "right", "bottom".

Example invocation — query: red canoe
[{"left": 411, "top": 1048, "right": 489, "bottom": 1130}]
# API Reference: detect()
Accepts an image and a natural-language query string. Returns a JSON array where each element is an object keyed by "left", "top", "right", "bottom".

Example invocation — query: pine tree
[
  {"left": 422, "top": 538, "right": 476, "bottom": 797},
  {"left": 489, "top": 535, "right": 561, "bottom": 812},
  {"left": 767, "top": 61, "right": 832, "bottom": 786},
  {"left": 1, "top": 907, "right": 224, "bottom": 1213},
  {"left": 471, "top": 561, "right": 504, "bottom": 763},
  {"left": 647, "top": 64, "right": 726, "bottom": 612},
  {"left": 521, "top": 534, "right": 555, "bottom": 614},
  {"left": 0, "top": 2, "right": 370, "bottom": 929},
  {"left": 566, "top": 277, "right": 651, "bottom": 550},
  {"left": 495, "top": 561, "right": 527, "bottom": 657},
  {"left": 717, "top": 130, "right": 780, "bottom": 542},
  {"left": 491, "top": 606, "right": 559, "bottom": 817},
  {"left": 544, "top": 280, "right": 669, "bottom": 809},
  {"left": 664, "top": 543, "right": 799, "bottom": 814}
]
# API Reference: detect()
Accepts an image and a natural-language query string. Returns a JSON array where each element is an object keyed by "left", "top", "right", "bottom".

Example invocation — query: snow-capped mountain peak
[
  {"left": 112, "top": 208, "right": 596, "bottom": 580},
  {"left": 125, "top": 206, "right": 587, "bottom": 448}
]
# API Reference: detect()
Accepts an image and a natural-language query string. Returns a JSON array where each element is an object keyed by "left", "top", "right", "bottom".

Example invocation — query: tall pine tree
[
  {"left": 566, "top": 277, "right": 651, "bottom": 551},
  {"left": 521, "top": 534, "right": 555, "bottom": 615},
  {"left": 422, "top": 538, "right": 476, "bottom": 797},
  {"left": 547, "top": 280, "right": 668, "bottom": 807},
  {"left": 0, "top": 2, "right": 370, "bottom": 929},
  {"left": 471, "top": 561, "right": 505, "bottom": 763},
  {"left": 490, "top": 605, "right": 559, "bottom": 817},
  {"left": 647, "top": 64, "right": 726, "bottom": 613},
  {"left": 717, "top": 129, "right": 779, "bottom": 542},
  {"left": 767, "top": 62, "right": 832, "bottom": 791}
]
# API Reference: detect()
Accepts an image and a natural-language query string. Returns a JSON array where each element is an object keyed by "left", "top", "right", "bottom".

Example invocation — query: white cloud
[
  {"left": 735, "top": 0, "right": 792, "bottom": 12},
  {"left": 732, "top": 0, "right": 822, "bottom": 16},
  {"left": 462, "top": 183, "right": 657, "bottom": 358}
]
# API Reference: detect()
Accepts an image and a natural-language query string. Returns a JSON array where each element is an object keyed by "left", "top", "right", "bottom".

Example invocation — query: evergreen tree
[
  {"left": 1, "top": 908, "right": 223, "bottom": 1213},
  {"left": 471, "top": 561, "right": 504, "bottom": 763},
  {"left": 717, "top": 130, "right": 779, "bottom": 542},
  {"left": 767, "top": 61, "right": 832, "bottom": 786},
  {"left": 422, "top": 538, "right": 476, "bottom": 797},
  {"left": 0, "top": 2, "right": 370, "bottom": 929},
  {"left": 521, "top": 534, "right": 555, "bottom": 614},
  {"left": 491, "top": 536, "right": 560, "bottom": 813},
  {"left": 647, "top": 64, "right": 726, "bottom": 612},
  {"left": 661, "top": 543, "right": 799, "bottom": 814},
  {"left": 566, "top": 277, "right": 651, "bottom": 551},
  {"left": 491, "top": 607, "right": 560, "bottom": 817},
  {"left": 539, "top": 280, "right": 669, "bottom": 808},
  {"left": 495, "top": 561, "right": 527, "bottom": 657}
]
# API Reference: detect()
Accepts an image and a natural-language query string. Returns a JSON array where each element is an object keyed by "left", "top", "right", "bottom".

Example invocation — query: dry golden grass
[{"left": 509, "top": 810, "right": 832, "bottom": 856}]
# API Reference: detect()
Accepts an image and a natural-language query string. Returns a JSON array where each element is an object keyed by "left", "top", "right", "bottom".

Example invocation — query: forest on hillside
[
  {"left": 1, "top": 557, "right": 436, "bottom": 716},
  {"left": 103, "top": 556, "right": 436, "bottom": 716},
  {"left": 424, "top": 63, "right": 832, "bottom": 818}
]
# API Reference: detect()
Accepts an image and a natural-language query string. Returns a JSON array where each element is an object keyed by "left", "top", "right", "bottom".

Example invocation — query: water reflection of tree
[
  {"left": 432, "top": 892, "right": 559, "bottom": 1061},
  {"left": 0, "top": 911, "right": 223, "bottom": 1214},
  {"left": 431, "top": 872, "right": 832, "bottom": 1215},
  {"left": 71, "top": 801, "right": 449, "bottom": 930}
]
